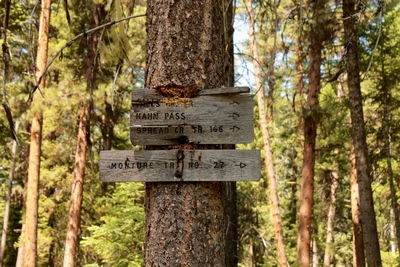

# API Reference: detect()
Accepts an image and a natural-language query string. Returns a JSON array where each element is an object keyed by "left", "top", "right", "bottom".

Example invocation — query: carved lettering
[
  {"left": 165, "top": 100, "right": 194, "bottom": 107},
  {"left": 132, "top": 99, "right": 160, "bottom": 108},
  {"left": 135, "top": 112, "right": 159, "bottom": 120},
  {"left": 213, "top": 161, "right": 225, "bottom": 169},
  {"left": 174, "top": 126, "right": 184, "bottom": 134},
  {"left": 110, "top": 161, "right": 155, "bottom": 169},
  {"left": 188, "top": 161, "right": 200, "bottom": 169},
  {"left": 136, "top": 127, "right": 170, "bottom": 134},
  {"left": 210, "top": 126, "right": 223, "bottom": 132},
  {"left": 164, "top": 112, "right": 185, "bottom": 120},
  {"left": 192, "top": 125, "right": 203, "bottom": 133},
  {"left": 164, "top": 162, "right": 175, "bottom": 169}
]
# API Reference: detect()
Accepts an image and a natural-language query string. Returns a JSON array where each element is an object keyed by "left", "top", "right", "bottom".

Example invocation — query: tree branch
[{"left": 28, "top": 13, "right": 146, "bottom": 103}]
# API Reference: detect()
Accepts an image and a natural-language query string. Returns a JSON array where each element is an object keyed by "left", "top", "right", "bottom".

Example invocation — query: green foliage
[{"left": 81, "top": 183, "right": 145, "bottom": 266}]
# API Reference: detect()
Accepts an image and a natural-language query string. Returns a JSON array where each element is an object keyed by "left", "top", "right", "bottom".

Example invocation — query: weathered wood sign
[
  {"left": 130, "top": 87, "right": 254, "bottom": 145},
  {"left": 100, "top": 149, "right": 261, "bottom": 182}
]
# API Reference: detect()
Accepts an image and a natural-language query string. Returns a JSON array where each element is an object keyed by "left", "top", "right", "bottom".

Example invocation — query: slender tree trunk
[
  {"left": 62, "top": 102, "right": 88, "bottom": 267},
  {"left": 350, "top": 142, "right": 365, "bottom": 267},
  {"left": 24, "top": 102, "right": 42, "bottom": 267},
  {"left": 245, "top": 0, "right": 288, "bottom": 266},
  {"left": 15, "top": 223, "right": 25, "bottom": 267},
  {"left": 99, "top": 101, "right": 115, "bottom": 195},
  {"left": 62, "top": 4, "right": 103, "bottom": 267},
  {"left": 293, "top": 0, "right": 304, "bottom": 111},
  {"left": 266, "top": 0, "right": 279, "bottom": 123},
  {"left": 383, "top": 89, "right": 400, "bottom": 254},
  {"left": 390, "top": 208, "right": 397, "bottom": 253},
  {"left": 312, "top": 237, "right": 319, "bottom": 267},
  {"left": 144, "top": 1, "right": 230, "bottom": 266},
  {"left": 323, "top": 150, "right": 339, "bottom": 266},
  {"left": 0, "top": 121, "right": 19, "bottom": 267},
  {"left": 343, "top": 0, "right": 382, "bottom": 265},
  {"left": 16, "top": 122, "right": 31, "bottom": 267},
  {"left": 297, "top": 0, "right": 325, "bottom": 264},
  {"left": 23, "top": 1, "right": 50, "bottom": 266},
  {"left": 290, "top": 149, "right": 298, "bottom": 227},
  {"left": 249, "top": 240, "right": 254, "bottom": 267}
]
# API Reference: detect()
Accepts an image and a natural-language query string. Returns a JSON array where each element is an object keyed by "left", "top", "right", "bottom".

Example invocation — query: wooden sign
[
  {"left": 100, "top": 149, "right": 261, "bottom": 182},
  {"left": 130, "top": 87, "right": 254, "bottom": 145}
]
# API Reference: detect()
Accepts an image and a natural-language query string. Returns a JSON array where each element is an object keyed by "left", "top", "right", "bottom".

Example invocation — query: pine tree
[
  {"left": 245, "top": 0, "right": 288, "bottom": 265},
  {"left": 144, "top": 0, "right": 231, "bottom": 265},
  {"left": 343, "top": 0, "right": 382, "bottom": 264},
  {"left": 23, "top": 1, "right": 51, "bottom": 266},
  {"left": 63, "top": 3, "right": 105, "bottom": 266}
]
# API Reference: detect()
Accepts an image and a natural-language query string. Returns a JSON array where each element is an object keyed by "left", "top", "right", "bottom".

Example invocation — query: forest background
[{"left": 1, "top": 0, "right": 400, "bottom": 266}]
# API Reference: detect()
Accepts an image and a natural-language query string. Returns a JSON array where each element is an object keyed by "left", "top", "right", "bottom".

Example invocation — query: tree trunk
[
  {"left": 62, "top": 102, "right": 88, "bottom": 267},
  {"left": 266, "top": 0, "right": 278, "bottom": 123},
  {"left": 323, "top": 151, "right": 339, "bottom": 267},
  {"left": 383, "top": 89, "right": 400, "bottom": 254},
  {"left": 15, "top": 223, "right": 25, "bottom": 267},
  {"left": 312, "top": 237, "right": 319, "bottom": 267},
  {"left": 0, "top": 121, "right": 19, "bottom": 267},
  {"left": 343, "top": 0, "right": 382, "bottom": 265},
  {"left": 350, "top": 142, "right": 365, "bottom": 267},
  {"left": 23, "top": 0, "right": 50, "bottom": 266},
  {"left": 294, "top": 0, "right": 304, "bottom": 111},
  {"left": 144, "top": 1, "right": 230, "bottom": 266},
  {"left": 62, "top": 4, "right": 103, "bottom": 267},
  {"left": 390, "top": 208, "right": 397, "bottom": 253},
  {"left": 245, "top": 0, "right": 288, "bottom": 266},
  {"left": 297, "top": 0, "right": 324, "bottom": 264}
]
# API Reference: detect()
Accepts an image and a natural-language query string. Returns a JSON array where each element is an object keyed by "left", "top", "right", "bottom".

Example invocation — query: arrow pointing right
[
  {"left": 229, "top": 112, "right": 240, "bottom": 119},
  {"left": 230, "top": 126, "right": 240, "bottom": 132},
  {"left": 236, "top": 162, "right": 247, "bottom": 168}
]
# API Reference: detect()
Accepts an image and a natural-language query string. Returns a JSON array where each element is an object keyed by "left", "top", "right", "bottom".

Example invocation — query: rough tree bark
[
  {"left": 62, "top": 4, "right": 104, "bottom": 267},
  {"left": 343, "top": 0, "right": 382, "bottom": 265},
  {"left": 323, "top": 150, "right": 339, "bottom": 266},
  {"left": 144, "top": 1, "right": 231, "bottom": 266},
  {"left": 245, "top": 0, "right": 288, "bottom": 266},
  {"left": 23, "top": 0, "right": 51, "bottom": 266},
  {"left": 297, "top": 0, "right": 325, "bottom": 265},
  {"left": 350, "top": 142, "right": 365, "bottom": 267}
]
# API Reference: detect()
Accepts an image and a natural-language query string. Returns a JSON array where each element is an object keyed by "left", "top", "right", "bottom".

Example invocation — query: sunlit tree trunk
[
  {"left": 383, "top": 84, "right": 400, "bottom": 255},
  {"left": 144, "top": 1, "right": 230, "bottom": 265},
  {"left": 62, "top": 4, "right": 103, "bottom": 267},
  {"left": 323, "top": 82, "right": 344, "bottom": 266},
  {"left": 350, "top": 142, "right": 365, "bottom": 267},
  {"left": 245, "top": 0, "right": 288, "bottom": 266},
  {"left": 312, "top": 237, "right": 319, "bottom": 267},
  {"left": 297, "top": 0, "right": 325, "bottom": 265},
  {"left": 62, "top": 103, "right": 88, "bottom": 267},
  {"left": 343, "top": 0, "right": 382, "bottom": 265},
  {"left": 23, "top": 0, "right": 50, "bottom": 266},
  {"left": 323, "top": 149, "right": 339, "bottom": 266}
]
